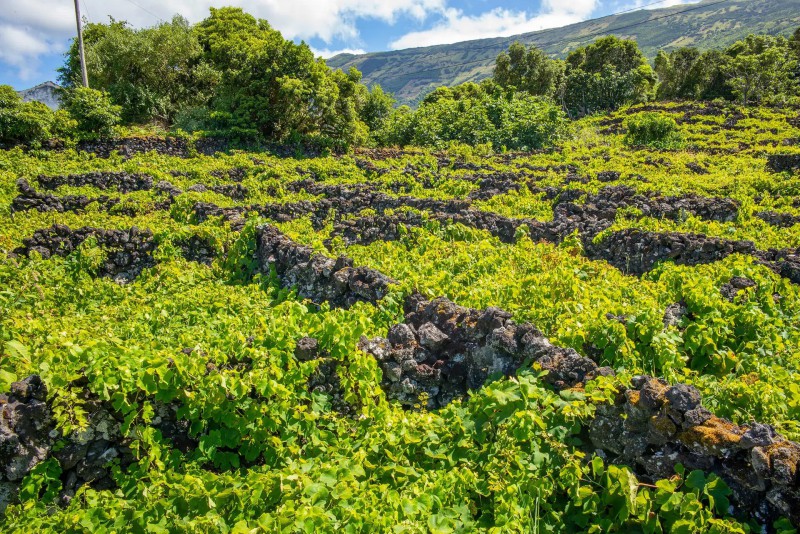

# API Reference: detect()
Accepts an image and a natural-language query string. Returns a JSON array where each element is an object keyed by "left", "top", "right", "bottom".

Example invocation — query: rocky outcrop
[
  {"left": 11, "top": 226, "right": 228, "bottom": 278},
  {"left": 328, "top": 212, "right": 427, "bottom": 247},
  {"left": 591, "top": 377, "right": 800, "bottom": 525},
  {"left": 720, "top": 277, "right": 757, "bottom": 301},
  {"left": 255, "top": 225, "right": 396, "bottom": 309},
  {"left": 191, "top": 200, "right": 330, "bottom": 231},
  {"left": 756, "top": 211, "right": 800, "bottom": 228},
  {"left": 187, "top": 183, "right": 249, "bottom": 201},
  {"left": 210, "top": 167, "right": 248, "bottom": 182},
  {"left": 355, "top": 294, "right": 800, "bottom": 526},
  {"left": 75, "top": 137, "right": 231, "bottom": 159},
  {"left": 584, "top": 229, "right": 757, "bottom": 276},
  {"left": 176, "top": 235, "right": 217, "bottom": 266},
  {"left": 559, "top": 185, "right": 740, "bottom": 224},
  {"left": 0, "top": 376, "right": 50, "bottom": 512},
  {"left": 466, "top": 174, "right": 527, "bottom": 200}
]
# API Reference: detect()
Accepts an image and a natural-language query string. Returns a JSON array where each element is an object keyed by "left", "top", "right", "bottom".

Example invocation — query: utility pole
[{"left": 73, "top": 0, "right": 89, "bottom": 87}]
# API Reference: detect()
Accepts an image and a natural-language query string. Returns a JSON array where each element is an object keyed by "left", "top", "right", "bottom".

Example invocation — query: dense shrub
[
  {"left": 61, "top": 87, "right": 122, "bottom": 138},
  {"left": 0, "top": 85, "right": 74, "bottom": 146},
  {"left": 623, "top": 112, "right": 683, "bottom": 149},
  {"left": 494, "top": 42, "right": 564, "bottom": 98},
  {"left": 495, "top": 93, "right": 571, "bottom": 150},
  {"left": 378, "top": 83, "right": 570, "bottom": 151}
]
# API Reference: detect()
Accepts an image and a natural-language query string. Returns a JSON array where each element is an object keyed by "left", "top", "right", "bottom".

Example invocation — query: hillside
[{"left": 328, "top": 0, "right": 800, "bottom": 106}]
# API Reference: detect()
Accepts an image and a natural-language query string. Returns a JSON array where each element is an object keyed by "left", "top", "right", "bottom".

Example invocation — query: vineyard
[{"left": 1, "top": 101, "right": 800, "bottom": 532}]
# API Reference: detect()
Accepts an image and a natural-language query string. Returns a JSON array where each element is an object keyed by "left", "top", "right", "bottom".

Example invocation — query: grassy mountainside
[{"left": 328, "top": 0, "right": 800, "bottom": 106}]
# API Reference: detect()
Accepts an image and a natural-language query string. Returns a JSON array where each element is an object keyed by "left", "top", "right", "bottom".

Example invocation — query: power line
[
  {"left": 80, "top": 0, "right": 92, "bottom": 22},
  {"left": 375, "top": 0, "right": 730, "bottom": 81},
  {"left": 119, "top": 0, "right": 164, "bottom": 23}
]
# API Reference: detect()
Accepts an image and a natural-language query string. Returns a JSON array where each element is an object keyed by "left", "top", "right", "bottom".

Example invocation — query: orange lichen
[
  {"left": 764, "top": 442, "right": 800, "bottom": 477},
  {"left": 678, "top": 416, "right": 743, "bottom": 456}
]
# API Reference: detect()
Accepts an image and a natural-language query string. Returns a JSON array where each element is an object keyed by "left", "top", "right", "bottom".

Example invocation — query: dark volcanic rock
[
  {"left": 75, "top": 136, "right": 231, "bottom": 159},
  {"left": 590, "top": 377, "right": 800, "bottom": 526},
  {"left": 256, "top": 225, "right": 396, "bottom": 309},
  {"left": 11, "top": 179, "right": 120, "bottom": 214},
  {"left": 176, "top": 235, "right": 217, "bottom": 266},
  {"left": 756, "top": 211, "right": 800, "bottom": 228},
  {"left": 358, "top": 293, "right": 800, "bottom": 526},
  {"left": 38, "top": 171, "right": 153, "bottom": 193},
  {"left": 13, "top": 225, "right": 156, "bottom": 282},
  {"left": 584, "top": 229, "right": 756, "bottom": 276},
  {"left": 295, "top": 337, "right": 322, "bottom": 361},
  {"left": 359, "top": 294, "right": 608, "bottom": 409},
  {"left": 663, "top": 302, "right": 688, "bottom": 328},
  {"left": 720, "top": 277, "right": 757, "bottom": 301},
  {"left": 767, "top": 154, "right": 800, "bottom": 173},
  {"left": 0, "top": 375, "right": 192, "bottom": 512}
]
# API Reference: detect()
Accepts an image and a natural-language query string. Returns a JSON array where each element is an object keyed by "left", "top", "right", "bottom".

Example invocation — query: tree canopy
[
  {"left": 60, "top": 16, "right": 218, "bottom": 124},
  {"left": 60, "top": 7, "right": 392, "bottom": 150},
  {"left": 653, "top": 34, "right": 799, "bottom": 105},
  {"left": 562, "top": 36, "right": 657, "bottom": 116},
  {"left": 494, "top": 42, "right": 564, "bottom": 98}
]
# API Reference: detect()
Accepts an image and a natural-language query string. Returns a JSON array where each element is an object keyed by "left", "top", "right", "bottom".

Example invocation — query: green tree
[
  {"left": 195, "top": 7, "right": 365, "bottom": 149},
  {"left": 60, "top": 16, "right": 219, "bottom": 124},
  {"left": 374, "top": 105, "right": 414, "bottom": 147},
  {"left": 723, "top": 34, "right": 797, "bottom": 105},
  {"left": 494, "top": 42, "right": 565, "bottom": 98},
  {"left": 0, "top": 85, "right": 71, "bottom": 146},
  {"left": 791, "top": 27, "right": 800, "bottom": 84},
  {"left": 357, "top": 85, "right": 396, "bottom": 133},
  {"left": 690, "top": 50, "right": 734, "bottom": 101},
  {"left": 0, "top": 85, "right": 20, "bottom": 109},
  {"left": 562, "top": 36, "right": 656, "bottom": 116},
  {"left": 790, "top": 27, "right": 800, "bottom": 56},
  {"left": 654, "top": 47, "right": 702, "bottom": 100}
]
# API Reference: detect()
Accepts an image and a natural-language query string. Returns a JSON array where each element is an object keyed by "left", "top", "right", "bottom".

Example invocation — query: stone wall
[
  {"left": 255, "top": 225, "right": 396, "bottom": 309},
  {"left": 358, "top": 293, "right": 800, "bottom": 526}
]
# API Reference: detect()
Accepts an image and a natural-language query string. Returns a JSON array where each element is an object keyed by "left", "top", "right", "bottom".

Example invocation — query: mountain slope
[
  {"left": 17, "top": 81, "right": 62, "bottom": 110},
  {"left": 328, "top": 0, "right": 800, "bottom": 106}
]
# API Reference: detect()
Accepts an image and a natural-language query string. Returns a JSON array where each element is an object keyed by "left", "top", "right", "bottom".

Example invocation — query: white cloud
[
  {"left": 389, "top": 1, "right": 599, "bottom": 50},
  {"left": 0, "top": 0, "right": 446, "bottom": 80},
  {"left": 0, "top": 23, "right": 64, "bottom": 81},
  {"left": 310, "top": 47, "right": 368, "bottom": 59}
]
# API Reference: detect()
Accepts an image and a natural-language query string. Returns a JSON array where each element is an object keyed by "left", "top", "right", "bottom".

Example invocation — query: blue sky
[{"left": 1, "top": 0, "right": 696, "bottom": 90}]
